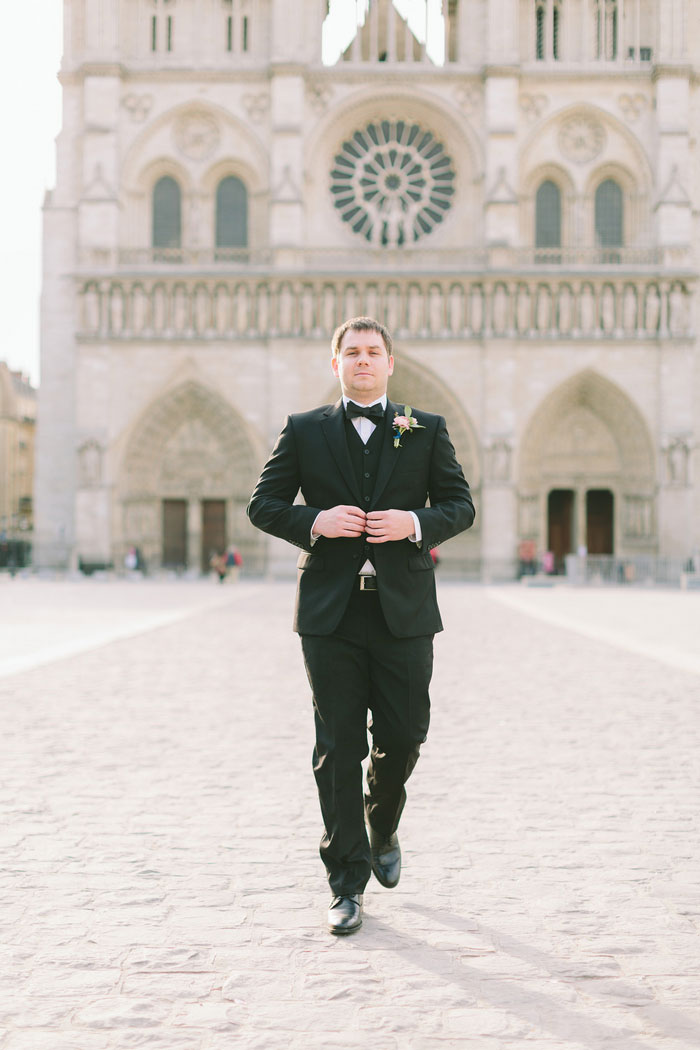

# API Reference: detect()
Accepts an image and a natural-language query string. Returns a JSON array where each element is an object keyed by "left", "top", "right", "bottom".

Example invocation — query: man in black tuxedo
[{"left": 247, "top": 317, "right": 475, "bottom": 934}]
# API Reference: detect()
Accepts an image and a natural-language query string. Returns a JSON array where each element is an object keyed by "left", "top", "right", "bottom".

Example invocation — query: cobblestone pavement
[{"left": 1, "top": 578, "right": 699, "bottom": 1050}]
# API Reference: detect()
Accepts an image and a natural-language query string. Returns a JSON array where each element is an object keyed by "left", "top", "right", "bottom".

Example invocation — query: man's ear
[
  {"left": 387, "top": 355, "right": 394, "bottom": 376},
  {"left": 331, "top": 355, "right": 339, "bottom": 378}
]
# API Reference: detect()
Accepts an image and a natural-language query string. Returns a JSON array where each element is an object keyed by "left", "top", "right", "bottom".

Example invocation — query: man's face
[{"left": 331, "top": 328, "right": 394, "bottom": 404}]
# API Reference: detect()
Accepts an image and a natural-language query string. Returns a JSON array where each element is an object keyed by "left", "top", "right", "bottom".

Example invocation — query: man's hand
[
  {"left": 365, "top": 510, "right": 416, "bottom": 544},
  {"left": 313, "top": 505, "right": 367, "bottom": 539}
]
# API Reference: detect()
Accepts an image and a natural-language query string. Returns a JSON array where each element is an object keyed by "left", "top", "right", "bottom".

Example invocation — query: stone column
[
  {"left": 487, "top": 0, "right": 519, "bottom": 64},
  {"left": 653, "top": 72, "right": 692, "bottom": 249},
  {"left": 187, "top": 499, "right": 202, "bottom": 573},
  {"left": 576, "top": 485, "right": 586, "bottom": 553},
  {"left": 483, "top": 74, "right": 519, "bottom": 248}
]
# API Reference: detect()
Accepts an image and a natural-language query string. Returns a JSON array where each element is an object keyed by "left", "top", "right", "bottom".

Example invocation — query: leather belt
[{"left": 358, "top": 575, "right": 378, "bottom": 591}]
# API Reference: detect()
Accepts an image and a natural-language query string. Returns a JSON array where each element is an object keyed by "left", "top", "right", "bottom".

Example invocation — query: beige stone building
[
  {"left": 37, "top": 0, "right": 699, "bottom": 577},
  {"left": 0, "top": 362, "right": 36, "bottom": 561}
]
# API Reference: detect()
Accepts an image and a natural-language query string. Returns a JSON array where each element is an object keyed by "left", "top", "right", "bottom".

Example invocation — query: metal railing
[{"left": 565, "top": 554, "right": 692, "bottom": 586}]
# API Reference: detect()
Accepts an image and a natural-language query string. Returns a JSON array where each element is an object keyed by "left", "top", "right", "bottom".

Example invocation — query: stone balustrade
[
  {"left": 78, "top": 272, "right": 695, "bottom": 342},
  {"left": 77, "top": 244, "right": 691, "bottom": 273}
]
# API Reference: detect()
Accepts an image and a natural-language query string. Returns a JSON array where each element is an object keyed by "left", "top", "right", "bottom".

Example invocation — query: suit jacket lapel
[
  {"left": 321, "top": 399, "right": 363, "bottom": 504},
  {"left": 371, "top": 400, "right": 403, "bottom": 508}
]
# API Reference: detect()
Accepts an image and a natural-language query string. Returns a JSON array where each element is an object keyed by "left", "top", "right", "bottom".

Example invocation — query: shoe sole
[{"left": 328, "top": 919, "right": 362, "bottom": 935}]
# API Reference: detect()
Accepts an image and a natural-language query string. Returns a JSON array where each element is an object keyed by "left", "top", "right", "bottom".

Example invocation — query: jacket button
[
  {"left": 364, "top": 448, "right": 370, "bottom": 455},
  {"left": 364, "top": 472, "right": 371, "bottom": 478},
  {"left": 364, "top": 496, "right": 370, "bottom": 502}
]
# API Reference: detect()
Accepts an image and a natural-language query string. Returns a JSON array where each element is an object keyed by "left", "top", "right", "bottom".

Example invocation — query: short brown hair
[{"left": 331, "top": 317, "right": 393, "bottom": 358}]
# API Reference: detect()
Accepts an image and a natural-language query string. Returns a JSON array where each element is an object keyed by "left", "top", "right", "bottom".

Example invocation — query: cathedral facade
[{"left": 37, "top": 0, "right": 699, "bottom": 577}]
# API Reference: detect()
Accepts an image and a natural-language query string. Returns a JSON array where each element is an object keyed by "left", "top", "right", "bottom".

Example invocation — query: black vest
[{"left": 345, "top": 412, "right": 386, "bottom": 565}]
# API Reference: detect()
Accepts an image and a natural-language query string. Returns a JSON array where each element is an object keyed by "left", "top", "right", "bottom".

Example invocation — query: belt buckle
[{"left": 359, "top": 575, "right": 375, "bottom": 591}]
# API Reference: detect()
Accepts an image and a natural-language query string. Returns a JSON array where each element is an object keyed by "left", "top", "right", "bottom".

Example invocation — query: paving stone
[
  {"left": 0, "top": 580, "right": 699, "bottom": 1049},
  {"left": 74, "top": 998, "right": 172, "bottom": 1028}
]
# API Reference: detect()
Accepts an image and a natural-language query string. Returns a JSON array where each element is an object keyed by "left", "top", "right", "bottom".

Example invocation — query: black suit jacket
[{"left": 247, "top": 398, "right": 475, "bottom": 637}]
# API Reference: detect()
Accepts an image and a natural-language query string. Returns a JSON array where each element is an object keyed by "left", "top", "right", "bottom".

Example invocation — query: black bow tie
[{"left": 346, "top": 401, "right": 384, "bottom": 422}]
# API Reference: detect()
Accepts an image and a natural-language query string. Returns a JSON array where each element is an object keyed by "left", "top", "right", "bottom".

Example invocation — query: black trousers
[{"left": 301, "top": 585, "right": 433, "bottom": 895}]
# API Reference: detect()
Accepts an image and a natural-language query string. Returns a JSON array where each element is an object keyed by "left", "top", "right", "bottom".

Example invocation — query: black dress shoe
[
  {"left": 368, "top": 825, "right": 401, "bottom": 888},
  {"left": 327, "top": 894, "right": 363, "bottom": 935}
]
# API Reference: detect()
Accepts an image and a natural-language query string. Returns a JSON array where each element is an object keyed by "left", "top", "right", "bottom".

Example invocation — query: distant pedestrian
[{"left": 210, "top": 550, "right": 228, "bottom": 583}]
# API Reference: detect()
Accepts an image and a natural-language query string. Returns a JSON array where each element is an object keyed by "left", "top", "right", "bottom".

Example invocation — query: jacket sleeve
[
  {"left": 413, "top": 417, "right": 475, "bottom": 551},
  {"left": 247, "top": 416, "right": 321, "bottom": 552}
]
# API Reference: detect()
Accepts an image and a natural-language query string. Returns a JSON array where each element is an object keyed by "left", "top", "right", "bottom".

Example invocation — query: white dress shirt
[{"left": 310, "top": 395, "right": 422, "bottom": 573}]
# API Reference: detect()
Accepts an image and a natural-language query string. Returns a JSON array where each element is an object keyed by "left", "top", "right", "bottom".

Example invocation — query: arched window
[
  {"left": 595, "top": 179, "right": 623, "bottom": 245},
  {"left": 223, "top": 0, "right": 250, "bottom": 53},
  {"left": 595, "top": 0, "right": 618, "bottom": 61},
  {"left": 216, "top": 176, "right": 248, "bottom": 249},
  {"left": 152, "top": 176, "right": 181, "bottom": 250},
  {"left": 151, "top": 0, "right": 175, "bottom": 52},
  {"left": 535, "top": 0, "right": 561, "bottom": 61},
  {"left": 595, "top": 179, "right": 623, "bottom": 261},
  {"left": 535, "top": 180, "right": 562, "bottom": 249}
]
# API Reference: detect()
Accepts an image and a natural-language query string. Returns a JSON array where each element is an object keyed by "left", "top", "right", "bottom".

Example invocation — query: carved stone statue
[
  {"left": 386, "top": 285, "right": 401, "bottom": 334},
  {"left": 79, "top": 441, "right": 103, "bottom": 488},
  {"left": 429, "top": 285, "right": 444, "bottom": 334},
  {"left": 255, "top": 284, "right": 269, "bottom": 336},
  {"left": 84, "top": 284, "right": 101, "bottom": 333},
  {"left": 234, "top": 283, "right": 250, "bottom": 333},
  {"left": 131, "top": 285, "right": 148, "bottom": 333},
  {"left": 579, "top": 284, "right": 595, "bottom": 334},
  {"left": 194, "top": 286, "right": 210, "bottom": 333},
  {"left": 173, "top": 285, "right": 189, "bottom": 332},
  {"left": 536, "top": 285, "right": 551, "bottom": 332},
  {"left": 109, "top": 285, "right": 125, "bottom": 334},
  {"left": 487, "top": 438, "right": 512, "bottom": 482},
  {"left": 601, "top": 285, "right": 616, "bottom": 334},
  {"left": 645, "top": 284, "right": 660, "bottom": 334},
  {"left": 669, "top": 283, "right": 688, "bottom": 338},
  {"left": 344, "top": 285, "right": 358, "bottom": 320},
  {"left": 623, "top": 285, "right": 638, "bottom": 334},
  {"left": 408, "top": 284, "right": 423, "bottom": 333},
  {"left": 558, "top": 284, "right": 573, "bottom": 334},
  {"left": 321, "top": 286, "right": 336, "bottom": 333},
  {"left": 447, "top": 285, "right": 463, "bottom": 335},
  {"left": 215, "top": 285, "right": 231, "bottom": 334},
  {"left": 516, "top": 284, "right": 531, "bottom": 334},
  {"left": 152, "top": 285, "right": 167, "bottom": 332},
  {"left": 301, "top": 285, "right": 315, "bottom": 334},
  {"left": 492, "top": 284, "right": 508, "bottom": 335},
  {"left": 664, "top": 437, "right": 690, "bottom": 485},
  {"left": 365, "top": 286, "right": 379, "bottom": 322},
  {"left": 469, "top": 285, "right": 484, "bottom": 335}
]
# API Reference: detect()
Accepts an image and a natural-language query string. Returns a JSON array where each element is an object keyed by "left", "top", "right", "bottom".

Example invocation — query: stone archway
[
  {"left": 388, "top": 356, "right": 480, "bottom": 491},
  {"left": 518, "top": 370, "right": 656, "bottom": 563},
  {"left": 117, "top": 380, "right": 263, "bottom": 572}
]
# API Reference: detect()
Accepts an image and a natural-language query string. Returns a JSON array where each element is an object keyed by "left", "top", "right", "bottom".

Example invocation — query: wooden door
[
  {"left": 201, "top": 499, "right": 226, "bottom": 572},
  {"left": 547, "top": 489, "right": 574, "bottom": 573},
  {"left": 586, "top": 489, "right": 614, "bottom": 555},
  {"left": 162, "top": 499, "right": 187, "bottom": 568}
]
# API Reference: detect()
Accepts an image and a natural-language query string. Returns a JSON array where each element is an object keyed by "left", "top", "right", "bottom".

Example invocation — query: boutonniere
[{"left": 392, "top": 405, "right": 425, "bottom": 448}]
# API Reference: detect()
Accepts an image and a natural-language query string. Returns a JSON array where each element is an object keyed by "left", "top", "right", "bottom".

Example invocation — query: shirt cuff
[
  {"left": 408, "top": 511, "right": 422, "bottom": 545},
  {"left": 310, "top": 512, "right": 322, "bottom": 546}
]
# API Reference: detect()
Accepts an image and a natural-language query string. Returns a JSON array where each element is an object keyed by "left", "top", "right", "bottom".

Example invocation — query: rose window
[{"left": 330, "top": 120, "right": 455, "bottom": 247}]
